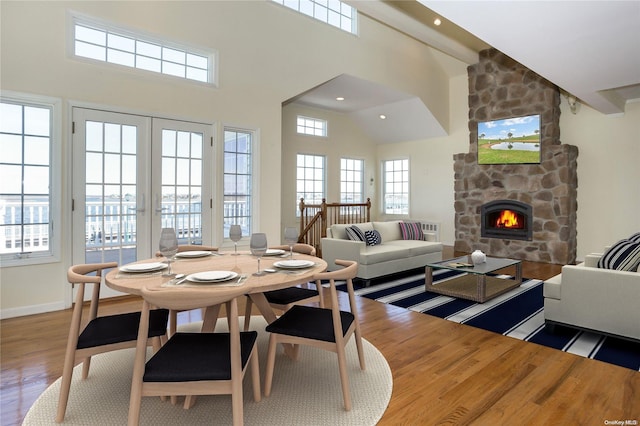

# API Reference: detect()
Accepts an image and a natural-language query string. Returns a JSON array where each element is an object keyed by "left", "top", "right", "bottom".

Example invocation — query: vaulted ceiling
[{"left": 287, "top": 1, "right": 640, "bottom": 143}]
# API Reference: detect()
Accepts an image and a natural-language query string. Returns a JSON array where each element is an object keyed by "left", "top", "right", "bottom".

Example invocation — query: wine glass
[
  {"left": 284, "top": 227, "right": 298, "bottom": 259},
  {"left": 250, "top": 233, "right": 268, "bottom": 276},
  {"left": 229, "top": 225, "right": 242, "bottom": 255},
  {"left": 159, "top": 227, "right": 178, "bottom": 276}
]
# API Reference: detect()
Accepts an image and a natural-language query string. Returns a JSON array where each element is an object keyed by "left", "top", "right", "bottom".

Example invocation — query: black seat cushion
[
  {"left": 265, "top": 305, "right": 354, "bottom": 343},
  {"left": 143, "top": 331, "right": 258, "bottom": 382},
  {"left": 264, "top": 287, "right": 318, "bottom": 305},
  {"left": 77, "top": 309, "right": 169, "bottom": 350}
]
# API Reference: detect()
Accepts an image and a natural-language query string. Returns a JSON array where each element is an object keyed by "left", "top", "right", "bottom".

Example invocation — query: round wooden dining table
[{"left": 105, "top": 250, "right": 328, "bottom": 331}]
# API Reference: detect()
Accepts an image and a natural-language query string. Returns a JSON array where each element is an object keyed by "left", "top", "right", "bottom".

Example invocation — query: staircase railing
[{"left": 298, "top": 198, "right": 371, "bottom": 257}]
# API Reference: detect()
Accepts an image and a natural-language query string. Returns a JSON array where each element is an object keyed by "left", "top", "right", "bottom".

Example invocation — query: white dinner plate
[
  {"left": 264, "top": 249, "right": 286, "bottom": 256},
  {"left": 273, "top": 260, "right": 315, "bottom": 269},
  {"left": 174, "top": 250, "right": 213, "bottom": 258},
  {"left": 186, "top": 271, "right": 238, "bottom": 283},
  {"left": 120, "top": 262, "right": 168, "bottom": 273}
]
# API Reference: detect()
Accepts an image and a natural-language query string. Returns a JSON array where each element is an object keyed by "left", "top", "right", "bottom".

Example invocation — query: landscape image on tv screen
[{"left": 477, "top": 114, "right": 541, "bottom": 164}]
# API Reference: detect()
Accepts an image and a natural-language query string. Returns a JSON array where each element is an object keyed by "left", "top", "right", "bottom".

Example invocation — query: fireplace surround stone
[{"left": 454, "top": 49, "right": 578, "bottom": 265}]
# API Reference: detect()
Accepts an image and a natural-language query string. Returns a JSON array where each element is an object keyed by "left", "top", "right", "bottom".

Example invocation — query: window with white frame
[
  {"left": 272, "top": 0, "right": 357, "bottom": 34},
  {"left": 296, "top": 115, "right": 327, "bottom": 137},
  {"left": 223, "top": 128, "right": 253, "bottom": 239},
  {"left": 340, "top": 158, "right": 364, "bottom": 203},
  {"left": 0, "top": 94, "right": 60, "bottom": 265},
  {"left": 383, "top": 159, "right": 409, "bottom": 215},
  {"left": 71, "top": 12, "right": 216, "bottom": 85},
  {"left": 296, "top": 154, "right": 325, "bottom": 212}
]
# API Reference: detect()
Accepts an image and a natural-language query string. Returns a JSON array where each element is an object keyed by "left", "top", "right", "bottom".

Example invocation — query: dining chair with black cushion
[
  {"left": 263, "top": 259, "right": 365, "bottom": 411},
  {"left": 156, "top": 245, "right": 219, "bottom": 336},
  {"left": 56, "top": 262, "right": 169, "bottom": 423},
  {"left": 243, "top": 243, "right": 324, "bottom": 331},
  {"left": 128, "top": 286, "right": 261, "bottom": 426}
]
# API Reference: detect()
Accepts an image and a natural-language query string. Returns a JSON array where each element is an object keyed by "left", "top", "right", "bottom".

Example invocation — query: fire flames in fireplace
[
  {"left": 481, "top": 200, "right": 532, "bottom": 241},
  {"left": 495, "top": 209, "right": 522, "bottom": 229}
]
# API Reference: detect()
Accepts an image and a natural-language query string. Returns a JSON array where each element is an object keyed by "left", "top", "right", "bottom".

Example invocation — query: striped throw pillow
[
  {"left": 627, "top": 232, "right": 640, "bottom": 243},
  {"left": 364, "top": 230, "right": 382, "bottom": 246},
  {"left": 345, "top": 226, "right": 366, "bottom": 242},
  {"left": 597, "top": 239, "right": 640, "bottom": 272},
  {"left": 399, "top": 222, "right": 424, "bottom": 240}
]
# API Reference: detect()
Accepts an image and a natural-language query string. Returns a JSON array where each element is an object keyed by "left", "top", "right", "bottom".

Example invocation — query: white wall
[
  {"left": 0, "top": 1, "right": 453, "bottom": 317},
  {"left": 559, "top": 99, "right": 640, "bottom": 256}
]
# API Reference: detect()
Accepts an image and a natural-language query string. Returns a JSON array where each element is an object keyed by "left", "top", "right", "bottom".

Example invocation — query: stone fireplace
[{"left": 454, "top": 49, "right": 578, "bottom": 265}]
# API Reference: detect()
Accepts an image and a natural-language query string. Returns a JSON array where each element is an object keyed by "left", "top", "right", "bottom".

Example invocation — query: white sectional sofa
[
  {"left": 321, "top": 220, "right": 443, "bottom": 282},
  {"left": 544, "top": 251, "right": 640, "bottom": 341}
]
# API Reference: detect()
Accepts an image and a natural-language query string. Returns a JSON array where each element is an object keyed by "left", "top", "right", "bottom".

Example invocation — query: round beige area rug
[{"left": 24, "top": 318, "right": 392, "bottom": 425}]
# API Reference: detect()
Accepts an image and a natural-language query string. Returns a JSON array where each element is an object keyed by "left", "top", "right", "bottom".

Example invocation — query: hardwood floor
[{"left": 2, "top": 248, "right": 638, "bottom": 425}]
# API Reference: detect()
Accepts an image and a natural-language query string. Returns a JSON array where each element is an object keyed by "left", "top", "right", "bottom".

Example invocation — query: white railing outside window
[
  {"left": 340, "top": 157, "right": 364, "bottom": 203},
  {"left": 0, "top": 93, "right": 61, "bottom": 265},
  {"left": 296, "top": 154, "right": 325, "bottom": 215},
  {"left": 383, "top": 158, "right": 409, "bottom": 215},
  {"left": 223, "top": 129, "right": 253, "bottom": 238}
]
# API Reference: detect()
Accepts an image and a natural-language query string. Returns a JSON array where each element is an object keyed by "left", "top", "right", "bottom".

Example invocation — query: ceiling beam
[{"left": 346, "top": 0, "right": 479, "bottom": 65}]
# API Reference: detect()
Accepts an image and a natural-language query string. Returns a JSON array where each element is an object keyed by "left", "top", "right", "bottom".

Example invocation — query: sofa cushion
[
  {"left": 373, "top": 221, "right": 402, "bottom": 242},
  {"left": 358, "top": 245, "right": 412, "bottom": 265},
  {"left": 597, "top": 239, "right": 640, "bottom": 271},
  {"left": 345, "top": 226, "right": 366, "bottom": 242},
  {"left": 385, "top": 240, "right": 442, "bottom": 256},
  {"left": 364, "top": 229, "right": 382, "bottom": 246},
  {"left": 399, "top": 221, "right": 424, "bottom": 240},
  {"left": 330, "top": 224, "right": 350, "bottom": 240}
]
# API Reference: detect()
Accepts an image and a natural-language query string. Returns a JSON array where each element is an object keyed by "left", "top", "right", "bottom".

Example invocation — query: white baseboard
[{"left": 0, "top": 301, "right": 66, "bottom": 320}]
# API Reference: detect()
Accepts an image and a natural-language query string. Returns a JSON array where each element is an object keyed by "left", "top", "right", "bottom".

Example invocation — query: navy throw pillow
[
  {"left": 364, "top": 229, "right": 382, "bottom": 246},
  {"left": 597, "top": 239, "right": 640, "bottom": 272}
]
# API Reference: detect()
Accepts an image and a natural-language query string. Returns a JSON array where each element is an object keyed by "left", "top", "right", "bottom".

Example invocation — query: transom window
[
  {"left": 297, "top": 115, "right": 327, "bottom": 137},
  {"left": 340, "top": 158, "right": 364, "bottom": 203},
  {"left": 0, "top": 94, "right": 60, "bottom": 265},
  {"left": 272, "top": 0, "right": 357, "bottom": 34},
  {"left": 296, "top": 154, "right": 325, "bottom": 212},
  {"left": 223, "top": 129, "right": 253, "bottom": 238},
  {"left": 71, "top": 13, "right": 216, "bottom": 85},
  {"left": 383, "top": 159, "right": 409, "bottom": 215}
]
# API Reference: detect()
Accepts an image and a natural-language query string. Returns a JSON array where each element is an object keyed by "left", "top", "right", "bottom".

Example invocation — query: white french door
[{"left": 72, "top": 108, "right": 212, "bottom": 298}]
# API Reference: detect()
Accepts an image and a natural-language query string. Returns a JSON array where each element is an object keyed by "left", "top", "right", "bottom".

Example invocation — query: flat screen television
[{"left": 477, "top": 114, "right": 541, "bottom": 164}]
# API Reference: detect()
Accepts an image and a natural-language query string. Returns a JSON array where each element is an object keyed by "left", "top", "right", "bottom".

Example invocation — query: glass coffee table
[{"left": 425, "top": 255, "right": 523, "bottom": 303}]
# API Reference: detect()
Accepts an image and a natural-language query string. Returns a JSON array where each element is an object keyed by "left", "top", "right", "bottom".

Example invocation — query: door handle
[
  {"left": 129, "top": 194, "right": 145, "bottom": 212},
  {"left": 155, "top": 194, "right": 168, "bottom": 213}
]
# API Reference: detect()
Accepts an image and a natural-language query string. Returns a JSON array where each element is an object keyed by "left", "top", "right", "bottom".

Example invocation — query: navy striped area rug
[{"left": 336, "top": 269, "right": 640, "bottom": 371}]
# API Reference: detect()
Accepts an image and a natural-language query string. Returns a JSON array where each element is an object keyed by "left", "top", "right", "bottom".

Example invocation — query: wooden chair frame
[
  {"left": 263, "top": 259, "right": 365, "bottom": 411},
  {"left": 128, "top": 286, "right": 260, "bottom": 426},
  {"left": 56, "top": 262, "right": 166, "bottom": 423},
  {"left": 243, "top": 244, "right": 324, "bottom": 331}
]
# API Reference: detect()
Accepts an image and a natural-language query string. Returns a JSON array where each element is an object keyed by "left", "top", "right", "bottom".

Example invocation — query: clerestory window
[
  {"left": 297, "top": 116, "right": 327, "bottom": 137},
  {"left": 272, "top": 0, "right": 357, "bottom": 34},
  {"left": 70, "top": 12, "right": 217, "bottom": 85}
]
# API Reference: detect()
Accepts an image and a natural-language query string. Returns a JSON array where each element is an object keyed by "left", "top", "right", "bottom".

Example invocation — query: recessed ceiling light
[
  {"left": 379, "top": 114, "right": 386, "bottom": 120},
  {"left": 434, "top": 18, "right": 442, "bottom": 26},
  {"left": 336, "top": 97, "right": 345, "bottom": 101}
]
